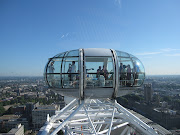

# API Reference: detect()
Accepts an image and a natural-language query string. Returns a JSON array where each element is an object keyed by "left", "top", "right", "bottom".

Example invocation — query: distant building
[
  {"left": 16, "top": 88, "right": 21, "bottom": 96},
  {"left": 0, "top": 115, "right": 28, "bottom": 130},
  {"left": 153, "top": 108, "right": 180, "bottom": 129},
  {"left": 11, "top": 105, "right": 26, "bottom": 115},
  {"left": 144, "top": 83, "right": 153, "bottom": 103},
  {"left": 0, "top": 115, "right": 20, "bottom": 129},
  {"left": 0, "top": 124, "right": 24, "bottom": 135},
  {"left": 32, "top": 104, "right": 60, "bottom": 130},
  {"left": 25, "top": 102, "right": 39, "bottom": 127}
]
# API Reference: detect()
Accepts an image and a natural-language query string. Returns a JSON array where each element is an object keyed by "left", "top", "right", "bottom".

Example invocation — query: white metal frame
[{"left": 39, "top": 99, "right": 159, "bottom": 135}]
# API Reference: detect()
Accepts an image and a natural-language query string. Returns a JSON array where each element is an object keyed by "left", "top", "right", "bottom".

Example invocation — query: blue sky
[{"left": 0, "top": 0, "right": 180, "bottom": 76}]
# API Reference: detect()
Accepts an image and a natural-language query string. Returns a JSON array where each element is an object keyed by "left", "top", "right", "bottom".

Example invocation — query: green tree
[
  {"left": 163, "top": 96, "right": 171, "bottom": 102},
  {"left": 0, "top": 105, "right": 5, "bottom": 116}
]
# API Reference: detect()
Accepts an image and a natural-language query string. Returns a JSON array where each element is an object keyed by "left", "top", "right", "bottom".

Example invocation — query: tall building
[
  {"left": 25, "top": 102, "right": 39, "bottom": 127},
  {"left": 32, "top": 104, "right": 60, "bottom": 130},
  {"left": 144, "top": 83, "right": 153, "bottom": 103}
]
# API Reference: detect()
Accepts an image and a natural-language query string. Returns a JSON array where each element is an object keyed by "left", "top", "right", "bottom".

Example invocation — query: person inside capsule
[
  {"left": 48, "top": 61, "right": 55, "bottom": 86},
  {"left": 133, "top": 62, "right": 140, "bottom": 85}
]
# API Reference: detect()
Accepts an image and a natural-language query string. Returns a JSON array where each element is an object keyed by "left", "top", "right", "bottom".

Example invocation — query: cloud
[
  {"left": 165, "top": 53, "right": 180, "bottom": 56},
  {"left": 142, "top": 56, "right": 153, "bottom": 59},
  {"left": 136, "top": 52, "right": 162, "bottom": 56},
  {"left": 115, "top": 0, "right": 122, "bottom": 7},
  {"left": 161, "top": 48, "right": 180, "bottom": 52},
  {"left": 136, "top": 48, "right": 180, "bottom": 56},
  {"left": 61, "top": 35, "right": 65, "bottom": 39},
  {"left": 60, "top": 33, "right": 69, "bottom": 39},
  {"left": 66, "top": 33, "right": 69, "bottom": 36}
]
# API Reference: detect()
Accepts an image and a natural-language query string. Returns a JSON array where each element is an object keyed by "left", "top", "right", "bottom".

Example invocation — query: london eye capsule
[{"left": 44, "top": 48, "right": 145, "bottom": 99}]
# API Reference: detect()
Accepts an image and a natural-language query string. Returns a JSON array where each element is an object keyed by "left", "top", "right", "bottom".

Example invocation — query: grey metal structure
[
  {"left": 44, "top": 48, "right": 145, "bottom": 99},
  {"left": 39, "top": 99, "right": 159, "bottom": 135}
]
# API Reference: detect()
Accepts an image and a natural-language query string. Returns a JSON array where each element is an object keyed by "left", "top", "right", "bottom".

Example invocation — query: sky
[{"left": 0, "top": 0, "right": 180, "bottom": 76}]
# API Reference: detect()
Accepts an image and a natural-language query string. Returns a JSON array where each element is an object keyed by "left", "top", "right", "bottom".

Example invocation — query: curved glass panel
[
  {"left": 116, "top": 51, "right": 130, "bottom": 57},
  {"left": 85, "top": 57, "right": 114, "bottom": 88},
  {"left": 131, "top": 57, "right": 145, "bottom": 86},
  {"left": 65, "top": 50, "right": 79, "bottom": 57},
  {"left": 47, "top": 74, "right": 61, "bottom": 88},
  {"left": 118, "top": 57, "right": 134, "bottom": 87},
  {"left": 132, "top": 58, "right": 145, "bottom": 73},
  {"left": 62, "top": 52, "right": 79, "bottom": 88},
  {"left": 115, "top": 50, "right": 145, "bottom": 87},
  {"left": 47, "top": 59, "right": 55, "bottom": 73},
  {"left": 54, "top": 52, "right": 66, "bottom": 58},
  {"left": 52, "top": 58, "right": 62, "bottom": 73},
  {"left": 44, "top": 49, "right": 80, "bottom": 89},
  {"left": 45, "top": 58, "right": 62, "bottom": 88}
]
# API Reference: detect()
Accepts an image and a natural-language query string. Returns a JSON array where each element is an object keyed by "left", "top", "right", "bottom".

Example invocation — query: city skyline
[{"left": 0, "top": 0, "right": 180, "bottom": 76}]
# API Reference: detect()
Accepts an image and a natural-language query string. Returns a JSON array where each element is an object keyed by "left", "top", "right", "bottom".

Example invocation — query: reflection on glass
[
  {"left": 62, "top": 57, "right": 78, "bottom": 73},
  {"left": 61, "top": 56, "right": 79, "bottom": 88},
  {"left": 116, "top": 50, "right": 145, "bottom": 87},
  {"left": 65, "top": 50, "right": 79, "bottom": 57},
  {"left": 85, "top": 57, "right": 114, "bottom": 88},
  {"left": 47, "top": 74, "right": 61, "bottom": 88},
  {"left": 45, "top": 50, "right": 80, "bottom": 89},
  {"left": 47, "top": 60, "right": 55, "bottom": 74},
  {"left": 54, "top": 52, "right": 66, "bottom": 58},
  {"left": 51, "top": 58, "right": 62, "bottom": 73},
  {"left": 62, "top": 74, "right": 79, "bottom": 88}
]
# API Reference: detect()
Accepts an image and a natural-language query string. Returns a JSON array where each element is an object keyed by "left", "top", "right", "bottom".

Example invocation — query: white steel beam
[
  {"left": 83, "top": 106, "right": 97, "bottom": 135},
  {"left": 108, "top": 103, "right": 116, "bottom": 135},
  {"left": 115, "top": 100, "right": 158, "bottom": 135},
  {"left": 39, "top": 99, "right": 160, "bottom": 135},
  {"left": 50, "top": 100, "right": 84, "bottom": 135}
]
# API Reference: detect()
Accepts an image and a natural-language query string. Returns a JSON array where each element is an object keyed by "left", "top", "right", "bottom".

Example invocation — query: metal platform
[{"left": 39, "top": 99, "right": 159, "bottom": 135}]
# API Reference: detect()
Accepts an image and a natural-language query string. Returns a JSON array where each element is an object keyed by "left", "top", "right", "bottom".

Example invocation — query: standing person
[
  {"left": 67, "top": 63, "right": 72, "bottom": 81},
  {"left": 48, "top": 61, "right": 55, "bottom": 86},
  {"left": 121, "top": 65, "right": 127, "bottom": 86},
  {"left": 70, "top": 61, "right": 76, "bottom": 81},
  {"left": 119, "top": 63, "right": 123, "bottom": 85},
  {"left": 96, "top": 66, "right": 102, "bottom": 79},
  {"left": 119, "top": 63, "right": 123, "bottom": 73},
  {"left": 102, "top": 65, "right": 108, "bottom": 80},
  {"left": 48, "top": 61, "right": 55, "bottom": 73},
  {"left": 127, "top": 64, "right": 131, "bottom": 86},
  {"left": 133, "top": 62, "right": 140, "bottom": 85}
]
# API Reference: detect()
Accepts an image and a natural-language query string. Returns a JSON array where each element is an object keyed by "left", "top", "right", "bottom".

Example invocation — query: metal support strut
[{"left": 39, "top": 99, "right": 159, "bottom": 135}]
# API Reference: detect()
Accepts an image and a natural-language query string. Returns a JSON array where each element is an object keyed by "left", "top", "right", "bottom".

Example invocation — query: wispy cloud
[
  {"left": 161, "top": 48, "right": 180, "bottom": 56},
  {"left": 66, "top": 33, "right": 69, "bottom": 37},
  {"left": 142, "top": 56, "right": 153, "bottom": 59},
  {"left": 115, "top": 0, "right": 122, "bottom": 7},
  {"left": 161, "top": 48, "right": 180, "bottom": 52},
  {"left": 136, "top": 48, "right": 180, "bottom": 56},
  {"left": 136, "top": 52, "right": 162, "bottom": 56},
  {"left": 61, "top": 35, "right": 65, "bottom": 38},
  {"left": 60, "top": 32, "right": 69, "bottom": 39},
  {"left": 165, "top": 53, "right": 180, "bottom": 56}
]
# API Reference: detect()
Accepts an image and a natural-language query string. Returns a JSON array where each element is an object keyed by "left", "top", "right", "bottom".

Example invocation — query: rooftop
[
  {"left": 0, "top": 115, "right": 20, "bottom": 120},
  {"left": 128, "top": 109, "right": 172, "bottom": 135}
]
